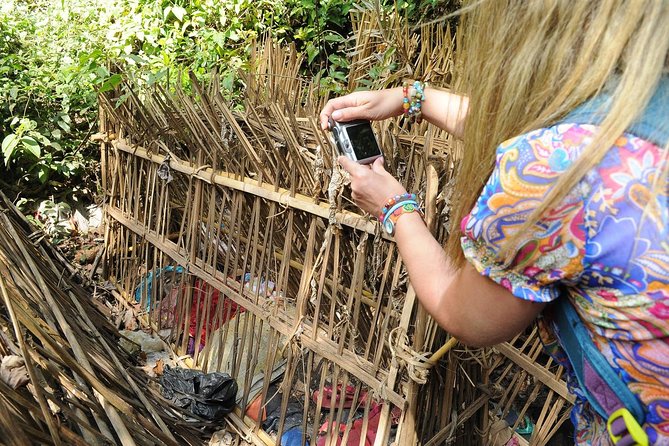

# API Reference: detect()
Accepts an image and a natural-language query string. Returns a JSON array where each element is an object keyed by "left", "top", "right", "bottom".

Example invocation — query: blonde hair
[{"left": 446, "top": 0, "right": 669, "bottom": 265}]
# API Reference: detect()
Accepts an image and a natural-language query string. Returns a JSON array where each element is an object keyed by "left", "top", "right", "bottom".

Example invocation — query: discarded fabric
[
  {"left": 281, "top": 426, "right": 310, "bottom": 446},
  {"left": 118, "top": 329, "right": 165, "bottom": 354},
  {"left": 134, "top": 265, "right": 185, "bottom": 308}
]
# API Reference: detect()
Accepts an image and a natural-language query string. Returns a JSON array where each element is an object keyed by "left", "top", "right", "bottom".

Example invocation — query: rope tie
[
  {"left": 157, "top": 155, "right": 173, "bottom": 183},
  {"left": 333, "top": 305, "right": 358, "bottom": 342},
  {"left": 314, "top": 144, "right": 324, "bottom": 184},
  {"left": 388, "top": 327, "right": 432, "bottom": 385},
  {"left": 309, "top": 226, "right": 331, "bottom": 304}
]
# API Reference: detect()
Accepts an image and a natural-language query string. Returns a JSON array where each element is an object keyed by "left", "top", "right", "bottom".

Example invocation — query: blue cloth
[
  {"left": 281, "top": 427, "right": 309, "bottom": 446},
  {"left": 134, "top": 265, "right": 185, "bottom": 309}
]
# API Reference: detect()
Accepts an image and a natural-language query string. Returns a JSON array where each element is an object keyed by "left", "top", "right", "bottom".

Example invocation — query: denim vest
[{"left": 561, "top": 75, "right": 669, "bottom": 147}]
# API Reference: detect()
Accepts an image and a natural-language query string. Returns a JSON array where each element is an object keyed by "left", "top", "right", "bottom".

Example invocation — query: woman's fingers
[
  {"left": 320, "top": 95, "right": 362, "bottom": 129},
  {"left": 370, "top": 156, "right": 386, "bottom": 174},
  {"left": 337, "top": 155, "right": 364, "bottom": 175},
  {"left": 337, "top": 156, "right": 408, "bottom": 216}
]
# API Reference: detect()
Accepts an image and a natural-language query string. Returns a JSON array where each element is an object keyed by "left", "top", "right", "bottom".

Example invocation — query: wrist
[
  {"left": 379, "top": 193, "right": 424, "bottom": 236},
  {"left": 389, "top": 87, "right": 406, "bottom": 117}
]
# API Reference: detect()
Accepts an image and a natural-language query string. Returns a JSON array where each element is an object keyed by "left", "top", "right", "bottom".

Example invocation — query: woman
[{"left": 319, "top": 1, "right": 668, "bottom": 445}]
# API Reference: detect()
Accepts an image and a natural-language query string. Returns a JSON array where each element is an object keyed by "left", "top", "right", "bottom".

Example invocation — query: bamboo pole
[{"left": 112, "top": 140, "right": 383, "bottom": 238}]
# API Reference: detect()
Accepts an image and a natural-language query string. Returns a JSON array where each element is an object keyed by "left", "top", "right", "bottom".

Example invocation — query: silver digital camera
[{"left": 328, "top": 118, "right": 382, "bottom": 164}]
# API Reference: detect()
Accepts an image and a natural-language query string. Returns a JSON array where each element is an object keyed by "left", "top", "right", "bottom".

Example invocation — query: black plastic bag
[{"left": 160, "top": 366, "right": 237, "bottom": 420}]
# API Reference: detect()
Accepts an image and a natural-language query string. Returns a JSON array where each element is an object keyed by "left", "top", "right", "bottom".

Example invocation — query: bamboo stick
[
  {"left": 1, "top": 215, "right": 136, "bottom": 446},
  {"left": 0, "top": 274, "right": 63, "bottom": 446}
]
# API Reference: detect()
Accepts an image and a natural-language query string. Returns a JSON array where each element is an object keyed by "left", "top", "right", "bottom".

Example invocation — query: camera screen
[{"left": 347, "top": 123, "right": 381, "bottom": 160}]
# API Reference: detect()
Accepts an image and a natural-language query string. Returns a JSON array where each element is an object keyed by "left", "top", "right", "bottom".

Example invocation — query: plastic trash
[
  {"left": 160, "top": 366, "right": 237, "bottom": 420},
  {"left": 0, "top": 355, "right": 29, "bottom": 389},
  {"left": 118, "top": 329, "right": 165, "bottom": 354}
]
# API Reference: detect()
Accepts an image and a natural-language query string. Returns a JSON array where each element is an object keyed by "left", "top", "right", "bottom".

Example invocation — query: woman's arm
[
  {"left": 392, "top": 211, "right": 545, "bottom": 347},
  {"left": 319, "top": 86, "right": 469, "bottom": 139},
  {"left": 337, "top": 156, "right": 545, "bottom": 347}
]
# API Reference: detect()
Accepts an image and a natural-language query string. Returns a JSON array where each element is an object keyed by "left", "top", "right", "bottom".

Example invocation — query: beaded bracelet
[
  {"left": 379, "top": 193, "right": 424, "bottom": 236},
  {"left": 402, "top": 81, "right": 426, "bottom": 124},
  {"left": 379, "top": 193, "right": 418, "bottom": 222}
]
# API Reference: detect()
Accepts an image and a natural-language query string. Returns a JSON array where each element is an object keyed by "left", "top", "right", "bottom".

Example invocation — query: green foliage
[
  {"left": 103, "top": 0, "right": 358, "bottom": 92},
  {"left": 0, "top": 0, "right": 454, "bottom": 211},
  {"left": 0, "top": 0, "right": 116, "bottom": 203}
]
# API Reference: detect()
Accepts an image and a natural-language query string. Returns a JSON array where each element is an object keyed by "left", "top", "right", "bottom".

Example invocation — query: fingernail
[{"left": 332, "top": 110, "right": 342, "bottom": 120}]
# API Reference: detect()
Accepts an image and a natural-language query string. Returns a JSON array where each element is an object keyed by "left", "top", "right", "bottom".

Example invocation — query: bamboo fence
[{"left": 97, "top": 10, "right": 574, "bottom": 446}]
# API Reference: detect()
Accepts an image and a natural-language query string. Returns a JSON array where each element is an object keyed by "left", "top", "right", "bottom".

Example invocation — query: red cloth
[
  {"left": 316, "top": 403, "right": 383, "bottom": 446},
  {"left": 188, "top": 280, "right": 243, "bottom": 345}
]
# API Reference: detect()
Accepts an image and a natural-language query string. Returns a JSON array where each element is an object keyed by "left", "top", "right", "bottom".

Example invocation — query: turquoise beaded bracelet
[{"left": 379, "top": 193, "right": 424, "bottom": 236}]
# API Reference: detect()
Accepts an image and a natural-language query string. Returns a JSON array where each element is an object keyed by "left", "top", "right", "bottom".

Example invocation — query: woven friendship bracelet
[
  {"left": 382, "top": 200, "right": 421, "bottom": 225},
  {"left": 379, "top": 193, "right": 418, "bottom": 222},
  {"left": 402, "top": 81, "right": 426, "bottom": 124},
  {"left": 379, "top": 193, "right": 424, "bottom": 236}
]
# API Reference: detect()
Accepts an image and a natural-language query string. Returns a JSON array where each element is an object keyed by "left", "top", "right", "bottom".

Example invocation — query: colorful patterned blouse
[{"left": 460, "top": 123, "right": 669, "bottom": 445}]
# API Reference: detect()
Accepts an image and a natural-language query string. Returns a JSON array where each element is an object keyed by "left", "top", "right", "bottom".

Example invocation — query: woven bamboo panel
[{"left": 99, "top": 10, "right": 572, "bottom": 446}]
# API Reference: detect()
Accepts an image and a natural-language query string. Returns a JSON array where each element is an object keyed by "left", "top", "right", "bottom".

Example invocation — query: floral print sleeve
[
  {"left": 460, "top": 123, "right": 669, "bottom": 445},
  {"left": 461, "top": 124, "right": 589, "bottom": 301}
]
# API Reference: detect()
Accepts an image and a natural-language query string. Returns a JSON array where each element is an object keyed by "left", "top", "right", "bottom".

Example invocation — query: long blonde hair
[{"left": 446, "top": 0, "right": 669, "bottom": 265}]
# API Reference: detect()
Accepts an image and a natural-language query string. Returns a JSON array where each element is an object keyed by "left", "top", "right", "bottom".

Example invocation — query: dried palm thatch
[
  {"left": 98, "top": 8, "right": 573, "bottom": 446},
  {"left": 0, "top": 191, "right": 222, "bottom": 446}
]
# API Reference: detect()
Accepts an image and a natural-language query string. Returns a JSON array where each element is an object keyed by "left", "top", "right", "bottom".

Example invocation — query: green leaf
[
  {"left": 29, "top": 131, "right": 50, "bottom": 146},
  {"left": 2, "top": 134, "right": 19, "bottom": 165},
  {"left": 328, "top": 54, "right": 348, "bottom": 68},
  {"left": 20, "top": 136, "right": 41, "bottom": 158},
  {"left": 306, "top": 42, "right": 319, "bottom": 64},
  {"left": 323, "top": 32, "right": 343, "bottom": 43},
  {"left": 36, "top": 165, "right": 50, "bottom": 184},
  {"left": 57, "top": 120, "right": 71, "bottom": 132},
  {"left": 95, "top": 66, "right": 110, "bottom": 79},
  {"left": 147, "top": 69, "right": 167, "bottom": 86},
  {"left": 171, "top": 6, "right": 187, "bottom": 22},
  {"left": 125, "top": 54, "right": 146, "bottom": 65},
  {"left": 100, "top": 74, "right": 123, "bottom": 93}
]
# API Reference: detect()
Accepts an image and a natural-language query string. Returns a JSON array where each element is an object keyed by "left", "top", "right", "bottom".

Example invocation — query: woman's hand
[
  {"left": 320, "top": 86, "right": 469, "bottom": 138},
  {"left": 319, "top": 88, "right": 404, "bottom": 130},
  {"left": 337, "top": 156, "right": 407, "bottom": 216}
]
